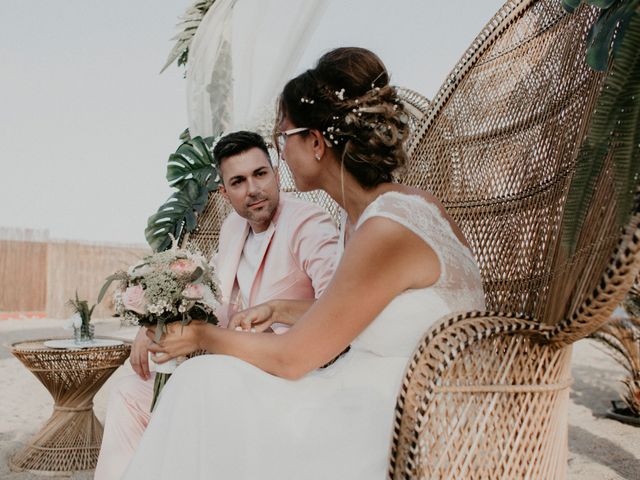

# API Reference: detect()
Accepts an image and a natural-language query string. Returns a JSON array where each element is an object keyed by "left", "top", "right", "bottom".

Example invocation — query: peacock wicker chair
[
  {"left": 388, "top": 0, "right": 640, "bottom": 478},
  {"left": 179, "top": 87, "right": 431, "bottom": 255}
]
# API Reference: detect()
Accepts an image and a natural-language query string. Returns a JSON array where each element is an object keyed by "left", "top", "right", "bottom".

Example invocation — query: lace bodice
[{"left": 347, "top": 191, "right": 486, "bottom": 357}]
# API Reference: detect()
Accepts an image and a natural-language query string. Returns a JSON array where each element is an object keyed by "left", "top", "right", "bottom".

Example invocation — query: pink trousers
[{"left": 94, "top": 373, "right": 154, "bottom": 480}]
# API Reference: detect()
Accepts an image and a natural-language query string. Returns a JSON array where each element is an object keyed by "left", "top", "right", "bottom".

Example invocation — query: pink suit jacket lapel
[{"left": 220, "top": 221, "right": 250, "bottom": 304}]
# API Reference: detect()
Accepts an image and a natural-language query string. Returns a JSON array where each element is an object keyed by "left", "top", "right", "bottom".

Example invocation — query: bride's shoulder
[
  {"left": 361, "top": 187, "right": 442, "bottom": 221},
  {"left": 363, "top": 187, "right": 470, "bottom": 250}
]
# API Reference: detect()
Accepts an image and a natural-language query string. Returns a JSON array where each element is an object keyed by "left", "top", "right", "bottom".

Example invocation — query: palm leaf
[
  {"left": 562, "top": 0, "right": 584, "bottom": 13},
  {"left": 160, "top": 0, "right": 217, "bottom": 73},
  {"left": 562, "top": 7, "right": 640, "bottom": 253},
  {"left": 590, "top": 315, "right": 640, "bottom": 413},
  {"left": 562, "top": 1, "right": 639, "bottom": 70},
  {"left": 590, "top": 317, "right": 640, "bottom": 374},
  {"left": 586, "top": 0, "right": 620, "bottom": 8},
  {"left": 610, "top": 14, "right": 640, "bottom": 223},
  {"left": 586, "top": 7, "right": 624, "bottom": 70}
]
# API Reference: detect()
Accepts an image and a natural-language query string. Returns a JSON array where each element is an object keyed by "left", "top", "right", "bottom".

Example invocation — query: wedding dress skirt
[{"left": 123, "top": 192, "right": 485, "bottom": 479}]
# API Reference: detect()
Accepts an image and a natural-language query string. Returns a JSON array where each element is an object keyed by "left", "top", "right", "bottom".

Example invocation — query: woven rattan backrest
[
  {"left": 389, "top": 3, "right": 640, "bottom": 477},
  {"left": 402, "top": 0, "right": 629, "bottom": 331},
  {"left": 181, "top": 88, "right": 430, "bottom": 259}
]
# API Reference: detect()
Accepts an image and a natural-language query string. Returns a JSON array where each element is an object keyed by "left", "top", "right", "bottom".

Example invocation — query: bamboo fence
[{"left": 0, "top": 227, "right": 150, "bottom": 319}]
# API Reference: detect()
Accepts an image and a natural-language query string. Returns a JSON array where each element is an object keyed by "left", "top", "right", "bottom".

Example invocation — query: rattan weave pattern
[
  {"left": 389, "top": 313, "right": 571, "bottom": 479},
  {"left": 388, "top": 0, "right": 640, "bottom": 478},
  {"left": 403, "top": 0, "right": 606, "bottom": 322},
  {"left": 10, "top": 340, "right": 131, "bottom": 473}
]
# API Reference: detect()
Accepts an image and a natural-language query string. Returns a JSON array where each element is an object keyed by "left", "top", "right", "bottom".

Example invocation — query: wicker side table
[{"left": 10, "top": 339, "right": 131, "bottom": 474}]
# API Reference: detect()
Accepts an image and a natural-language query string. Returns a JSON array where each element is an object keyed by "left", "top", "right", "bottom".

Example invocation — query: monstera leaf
[
  {"left": 167, "top": 136, "right": 219, "bottom": 190},
  {"left": 145, "top": 180, "right": 211, "bottom": 252},
  {"left": 145, "top": 134, "right": 221, "bottom": 252}
]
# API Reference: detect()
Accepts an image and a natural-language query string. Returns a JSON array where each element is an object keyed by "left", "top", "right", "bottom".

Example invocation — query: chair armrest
[{"left": 389, "top": 311, "right": 560, "bottom": 479}]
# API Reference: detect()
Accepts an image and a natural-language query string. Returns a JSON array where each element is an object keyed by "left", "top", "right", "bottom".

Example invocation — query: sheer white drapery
[
  {"left": 184, "top": 0, "right": 504, "bottom": 138},
  {"left": 186, "top": 0, "right": 328, "bottom": 138}
]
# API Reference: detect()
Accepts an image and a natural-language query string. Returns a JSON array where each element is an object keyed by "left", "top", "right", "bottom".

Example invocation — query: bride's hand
[
  {"left": 228, "top": 303, "right": 275, "bottom": 333},
  {"left": 146, "top": 321, "right": 206, "bottom": 363}
]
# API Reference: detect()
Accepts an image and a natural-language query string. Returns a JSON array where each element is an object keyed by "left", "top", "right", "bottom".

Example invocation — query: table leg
[{"left": 10, "top": 400, "right": 104, "bottom": 473}]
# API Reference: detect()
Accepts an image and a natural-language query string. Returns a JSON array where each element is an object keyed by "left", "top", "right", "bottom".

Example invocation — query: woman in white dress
[{"left": 124, "top": 47, "right": 485, "bottom": 479}]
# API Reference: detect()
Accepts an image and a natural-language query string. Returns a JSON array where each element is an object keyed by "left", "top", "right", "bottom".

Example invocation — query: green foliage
[
  {"left": 167, "top": 136, "right": 219, "bottom": 190},
  {"left": 97, "top": 272, "right": 129, "bottom": 305},
  {"left": 67, "top": 291, "right": 96, "bottom": 325},
  {"left": 178, "top": 128, "right": 191, "bottom": 143},
  {"left": 562, "top": 2, "right": 640, "bottom": 254},
  {"left": 590, "top": 316, "right": 640, "bottom": 414},
  {"left": 160, "top": 0, "right": 217, "bottom": 73},
  {"left": 561, "top": 0, "right": 583, "bottom": 13},
  {"left": 562, "top": 0, "right": 639, "bottom": 70},
  {"left": 145, "top": 135, "right": 221, "bottom": 252},
  {"left": 145, "top": 178, "right": 212, "bottom": 252}
]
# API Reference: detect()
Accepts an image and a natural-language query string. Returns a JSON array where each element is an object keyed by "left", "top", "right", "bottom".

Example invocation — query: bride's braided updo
[{"left": 278, "top": 47, "right": 409, "bottom": 189}]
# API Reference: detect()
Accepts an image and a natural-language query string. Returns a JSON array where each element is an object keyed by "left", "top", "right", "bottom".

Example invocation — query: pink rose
[
  {"left": 122, "top": 285, "right": 147, "bottom": 315},
  {"left": 170, "top": 259, "right": 197, "bottom": 275},
  {"left": 182, "top": 283, "right": 205, "bottom": 300}
]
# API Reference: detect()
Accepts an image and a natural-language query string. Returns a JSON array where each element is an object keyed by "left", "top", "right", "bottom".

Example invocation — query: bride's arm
[{"left": 149, "top": 217, "right": 440, "bottom": 379}]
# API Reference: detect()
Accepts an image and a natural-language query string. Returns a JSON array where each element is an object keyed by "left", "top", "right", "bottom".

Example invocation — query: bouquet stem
[
  {"left": 150, "top": 356, "right": 184, "bottom": 411},
  {"left": 151, "top": 372, "right": 172, "bottom": 412}
]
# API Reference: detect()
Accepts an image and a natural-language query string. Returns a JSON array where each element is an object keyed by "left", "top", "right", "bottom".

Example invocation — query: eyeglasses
[{"left": 274, "top": 127, "right": 310, "bottom": 155}]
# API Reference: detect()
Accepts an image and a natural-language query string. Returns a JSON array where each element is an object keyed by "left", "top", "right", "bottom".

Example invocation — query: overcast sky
[{"left": 1, "top": 0, "right": 502, "bottom": 245}]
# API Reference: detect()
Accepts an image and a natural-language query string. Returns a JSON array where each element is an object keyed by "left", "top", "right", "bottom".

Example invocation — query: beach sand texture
[{"left": 1, "top": 318, "right": 638, "bottom": 479}]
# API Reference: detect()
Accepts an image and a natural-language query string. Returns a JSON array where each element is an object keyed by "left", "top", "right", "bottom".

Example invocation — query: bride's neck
[{"left": 320, "top": 165, "right": 395, "bottom": 224}]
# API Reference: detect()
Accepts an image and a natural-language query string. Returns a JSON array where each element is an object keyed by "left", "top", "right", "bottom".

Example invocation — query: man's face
[{"left": 219, "top": 147, "right": 280, "bottom": 233}]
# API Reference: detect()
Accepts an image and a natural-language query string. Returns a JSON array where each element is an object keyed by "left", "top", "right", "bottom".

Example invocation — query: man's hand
[
  {"left": 129, "top": 327, "right": 152, "bottom": 380},
  {"left": 228, "top": 303, "right": 275, "bottom": 333}
]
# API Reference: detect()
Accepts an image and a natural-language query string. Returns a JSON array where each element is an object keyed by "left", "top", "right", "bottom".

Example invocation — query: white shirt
[{"left": 235, "top": 229, "right": 268, "bottom": 308}]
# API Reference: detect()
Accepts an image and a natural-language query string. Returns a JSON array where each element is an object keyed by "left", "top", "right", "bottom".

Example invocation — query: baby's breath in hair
[{"left": 280, "top": 47, "right": 409, "bottom": 188}]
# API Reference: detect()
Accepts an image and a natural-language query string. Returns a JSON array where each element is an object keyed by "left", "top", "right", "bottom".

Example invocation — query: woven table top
[
  {"left": 12, "top": 338, "right": 131, "bottom": 352},
  {"left": 11, "top": 338, "right": 131, "bottom": 371}
]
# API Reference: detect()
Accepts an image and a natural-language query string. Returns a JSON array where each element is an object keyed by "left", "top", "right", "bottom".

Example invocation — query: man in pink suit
[{"left": 95, "top": 131, "right": 338, "bottom": 479}]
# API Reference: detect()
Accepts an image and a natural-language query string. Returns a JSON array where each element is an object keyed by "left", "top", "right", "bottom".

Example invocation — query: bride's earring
[{"left": 315, "top": 154, "right": 321, "bottom": 161}]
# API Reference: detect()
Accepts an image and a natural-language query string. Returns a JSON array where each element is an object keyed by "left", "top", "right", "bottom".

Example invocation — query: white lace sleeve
[{"left": 357, "top": 191, "right": 486, "bottom": 312}]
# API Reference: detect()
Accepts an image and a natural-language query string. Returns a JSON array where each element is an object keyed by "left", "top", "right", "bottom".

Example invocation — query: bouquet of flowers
[{"left": 99, "top": 241, "right": 221, "bottom": 410}]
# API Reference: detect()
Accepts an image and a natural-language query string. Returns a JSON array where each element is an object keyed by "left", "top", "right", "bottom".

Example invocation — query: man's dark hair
[{"left": 213, "top": 131, "right": 271, "bottom": 168}]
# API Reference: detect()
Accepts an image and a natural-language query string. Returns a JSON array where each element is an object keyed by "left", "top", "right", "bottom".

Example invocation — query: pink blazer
[{"left": 213, "top": 193, "right": 338, "bottom": 327}]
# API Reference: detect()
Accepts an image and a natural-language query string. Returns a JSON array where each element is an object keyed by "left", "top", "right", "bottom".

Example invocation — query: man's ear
[{"left": 219, "top": 184, "right": 229, "bottom": 201}]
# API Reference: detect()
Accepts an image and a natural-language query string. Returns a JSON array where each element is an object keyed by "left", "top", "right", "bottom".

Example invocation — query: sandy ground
[{"left": 0, "top": 318, "right": 638, "bottom": 479}]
